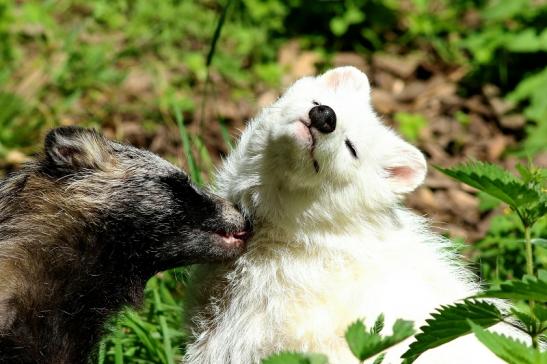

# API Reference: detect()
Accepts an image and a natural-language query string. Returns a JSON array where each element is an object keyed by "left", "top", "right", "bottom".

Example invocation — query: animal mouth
[
  {"left": 215, "top": 230, "right": 250, "bottom": 249},
  {"left": 298, "top": 119, "right": 320, "bottom": 173}
]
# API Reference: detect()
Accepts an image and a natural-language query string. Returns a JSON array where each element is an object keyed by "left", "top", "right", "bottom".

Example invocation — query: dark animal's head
[{"left": 41, "top": 126, "right": 249, "bottom": 274}]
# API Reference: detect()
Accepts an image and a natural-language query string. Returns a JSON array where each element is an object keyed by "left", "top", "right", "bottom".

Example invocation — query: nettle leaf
[
  {"left": 468, "top": 321, "right": 546, "bottom": 364},
  {"left": 511, "top": 309, "right": 540, "bottom": 335},
  {"left": 346, "top": 320, "right": 374, "bottom": 359},
  {"left": 372, "top": 353, "right": 386, "bottom": 364},
  {"left": 435, "top": 162, "right": 547, "bottom": 226},
  {"left": 345, "top": 318, "right": 414, "bottom": 361},
  {"left": 372, "top": 314, "right": 385, "bottom": 335},
  {"left": 532, "top": 305, "right": 547, "bottom": 323},
  {"left": 475, "top": 273, "right": 547, "bottom": 302},
  {"left": 261, "top": 352, "right": 328, "bottom": 364},
  {"left": 435, "top": 162, "right": 541, "bottom": 210},
  {"left": 401, "top": 300, "right": 503, "bottom": 363}
]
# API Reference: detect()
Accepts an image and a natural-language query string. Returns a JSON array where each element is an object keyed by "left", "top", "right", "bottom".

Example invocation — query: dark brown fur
[{"left": 0, "top": 127, "right": 248, "bottom": 364}]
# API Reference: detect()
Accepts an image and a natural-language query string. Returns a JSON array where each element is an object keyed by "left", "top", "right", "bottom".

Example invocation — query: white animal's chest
[
  {"left": 257, "top": 243, "right": 465, "bottom": 349},
  {"left": 183, "top": 232, "right": 500, "bottom": 364},
  {"left": 282, "top": 257, "right": 367, "bottom": 342},
  {"left": 232, "top": 239, "right": 452, "bottom": 351}
]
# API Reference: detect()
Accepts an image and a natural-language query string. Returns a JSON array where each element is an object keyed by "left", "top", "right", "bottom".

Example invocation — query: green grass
[
  {"left": 0, "top": 0, "right": 280, "bottom": 160},
  {"left": 96, "top": 269, "right": 192, "bottom": 364}
]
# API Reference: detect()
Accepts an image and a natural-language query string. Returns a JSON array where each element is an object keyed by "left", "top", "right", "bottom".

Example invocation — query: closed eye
[
  {"left": 345, "top": 139, "right": 358, "bottom": 159},
  {"left": 312, "top": 100, "right": 320, "bottom": 106}
]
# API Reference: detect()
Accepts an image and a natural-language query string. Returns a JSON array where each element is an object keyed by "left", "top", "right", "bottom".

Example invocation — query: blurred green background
[{"left": 0, "top": 0, "right": 545, "bottom": 363}]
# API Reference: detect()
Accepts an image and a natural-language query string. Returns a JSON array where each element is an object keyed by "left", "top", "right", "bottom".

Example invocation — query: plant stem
[
  {"left": 524, "top": 225, "right": 534, "bottom": 277},
  {"left": 524, "top": 225, "right": 535, "bottom": 314},
  {"left": 200, "top": 0, "right": 233, "bottom": 132}
]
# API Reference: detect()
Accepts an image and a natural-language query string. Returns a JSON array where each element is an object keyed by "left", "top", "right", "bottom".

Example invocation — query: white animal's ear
[
  {"left": 381, "top": 136, "right": 427, "bottom": 194},
  {"left": 320, "top": 66, "right": 370, "bottom": 96}
]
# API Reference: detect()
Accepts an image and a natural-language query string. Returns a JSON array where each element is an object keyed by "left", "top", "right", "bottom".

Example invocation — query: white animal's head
[{"left": 216, "top": 67, "right": 426, "bottom": 234}]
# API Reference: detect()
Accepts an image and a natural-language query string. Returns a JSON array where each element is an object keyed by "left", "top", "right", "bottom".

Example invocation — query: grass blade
[
  {"left": 153, "top": 286, "right": 175, "bottom": 364},
  {"left": 200, "top": 0, "right": 234, "bottom": 130},
  {"left": 206, "top": 0, "right": 233, "bottom": 68},
  {"left": 114, "top": 329, "right": 124, "bottom": 364},
  {"left": 191, "top": 134, "right": 214, "bottom": 176},
  {"left": 97, "top": 339, "right": 106, "bottom": 364},
  {"left": 219, "top": 119, "right": 234, "bottom": 150},
  {"left": 173, "top": 103, "right": 203, "bottom": 185}
]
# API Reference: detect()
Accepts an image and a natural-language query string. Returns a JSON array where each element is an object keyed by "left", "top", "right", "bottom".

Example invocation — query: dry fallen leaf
[{"left": 372, "top": 52, "right": 423, "bottom": 79}]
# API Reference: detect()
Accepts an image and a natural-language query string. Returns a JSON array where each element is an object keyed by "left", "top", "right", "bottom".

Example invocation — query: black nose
[{"left": 309, "top": 105, "right": 336, "bottom": 134}]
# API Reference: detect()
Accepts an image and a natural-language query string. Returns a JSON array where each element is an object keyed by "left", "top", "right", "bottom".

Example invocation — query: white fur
[{"left": 183, "top": 67, "right": 508, "bottom": 363}]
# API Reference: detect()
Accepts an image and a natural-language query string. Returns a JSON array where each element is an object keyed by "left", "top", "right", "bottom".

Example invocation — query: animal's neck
[{"left": 256, "top": 180, "right": 402, "bottom": 236}]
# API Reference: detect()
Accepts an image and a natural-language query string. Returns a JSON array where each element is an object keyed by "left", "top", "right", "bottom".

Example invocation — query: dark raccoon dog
[{"left": 0, "top": 126, "right": 250, "bottom": 364}]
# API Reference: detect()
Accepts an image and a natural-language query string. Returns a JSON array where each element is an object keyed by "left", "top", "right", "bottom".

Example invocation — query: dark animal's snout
[{"left": 309, "top": 105, "right": 336, "bottom": 134}]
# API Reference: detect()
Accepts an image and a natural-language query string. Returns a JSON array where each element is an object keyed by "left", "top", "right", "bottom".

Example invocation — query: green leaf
[
  {"left": 394, "top": 112, "right": 427, "bottom": 142},
  {"left": 401, "top": 300, "right": 503, "bottom": 363},
  {"left": 506, "top": 29, "right": 541, "bottom": 53},
  {"left": 330, "top": 17, "right": 348, "bottom": 36},
  {"left": 481, "top": 0, "right": 530, "bottom": 22},
  {"left": 532, "top": 305, "right": 547, "bottom": 322},
  {"left": 435, "top": 162, "right": 539, "bottom": 210},
  {"left": 372, "top": 314, "right": 385, "bottom": 335},
  {"left": 521, "top": 120, "right": 547, "bottom": 156},
  {"left": 435, "top": 162, "right": 547, "bottom": 226},
  {"left": 346, "top": 320, "right": 370, "bottom": 359},
  {"left": 507, "top": 68, "right": 547, "bottom": 104},
  {"left": 511, "top": 309, "right": 540, "bottom": 335},
  {"left": 468, "top": 321, "right": 546, "bottom": 364},
  {"left": 261, "top": 352, "right": 328, "bottom": 364},
  {"left": 345, "top": 318, "right": 414, "bottom": 361},
  {"left": 478, "top": 191, "right": 501, "bottom": 212},
  {"left": 373, "top": 353, "right": 386, "bottom": 364},
  {"left": 476, "top": 274, "right": 547, "bottom": 302}
]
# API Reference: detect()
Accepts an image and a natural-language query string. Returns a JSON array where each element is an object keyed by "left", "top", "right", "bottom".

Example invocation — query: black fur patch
[{"left": 345, "top": 139, "right": 358, "bottom": 159}]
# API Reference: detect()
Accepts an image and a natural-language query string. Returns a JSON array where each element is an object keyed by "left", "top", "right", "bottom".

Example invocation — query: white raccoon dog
[{"left": 183, "top": 67, "right": 508, "bottom": 364}]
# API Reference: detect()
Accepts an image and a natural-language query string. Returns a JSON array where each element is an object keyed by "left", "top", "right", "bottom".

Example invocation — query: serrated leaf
[
  {"left": 532, "top": 305, "right": 547, "bottom": 322},
  {"left": 468, "top": 321, "right": 546, "bottom": 364},
  {"left": 435, "top": 162, "right": 547, "bottom": 226},
  {"left": 476, "top": 275, "right": 547, "bottom": 302},
  {"left": 372, "top": 314, "right": 385, "bottom": 335},
  {"left": 401, "top": 300, "right": 503, "bottom": 363},
  {"left": 346, "top": 318, "right": 414, "bottom": 361},
  {"left": 373, "top": 353, "right": 386, "bottom": 364},
  {"left": 435, "top": 162, "right": 540, "bottom": 210},
  {"left": 261, "top": 352, "right": 328, "bottom": 364},
  {"left": 346, "top": 320, "right": 369, "bottom": 359},
  {"left": 511, "top": 308, "right": 540, "bottom": 334}
]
